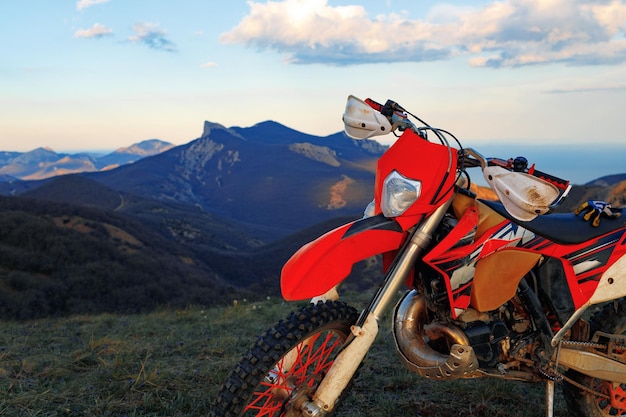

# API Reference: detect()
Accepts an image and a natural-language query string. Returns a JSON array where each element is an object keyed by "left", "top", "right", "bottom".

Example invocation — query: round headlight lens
[{"left": 381, "top": 170, "right": 422, "bottom": 217}]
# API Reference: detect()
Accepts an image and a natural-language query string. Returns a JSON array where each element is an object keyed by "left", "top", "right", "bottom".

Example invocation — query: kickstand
[{"left": 545, "top": 380, "right": 555, "bottom": 417}]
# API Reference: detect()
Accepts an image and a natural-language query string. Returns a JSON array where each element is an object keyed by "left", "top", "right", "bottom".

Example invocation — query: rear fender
[{"left": 281, "top": 215, "right": 405, "bottom": 300}]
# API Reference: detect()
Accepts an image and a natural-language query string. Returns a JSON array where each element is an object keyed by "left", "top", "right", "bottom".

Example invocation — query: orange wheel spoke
[{"left": 241, "top": 331, "right": 344, "bottom": 416}]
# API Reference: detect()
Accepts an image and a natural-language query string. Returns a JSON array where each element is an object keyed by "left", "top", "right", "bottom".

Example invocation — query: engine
[
  {"left": 393, "top": 289, "right": 538, "bottom": 379},
  {"left": 462, "top": 320, "right": 509, "bottom": 367}
]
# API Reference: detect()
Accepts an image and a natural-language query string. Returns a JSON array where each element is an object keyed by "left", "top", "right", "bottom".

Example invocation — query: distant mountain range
[
  {"left": 0, "top": 139, "right": 174, "bottom": 181},
  {"left": 1, "top": 121, "right": 386, "bottom": 238},
  {"left": 1, "top": 121, "right": 624, "bottom": 238}
]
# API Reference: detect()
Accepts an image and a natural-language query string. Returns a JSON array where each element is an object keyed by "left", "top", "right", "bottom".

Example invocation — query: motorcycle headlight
[{"left": 381, "top": 170, "right": 422, "bottom": 217}]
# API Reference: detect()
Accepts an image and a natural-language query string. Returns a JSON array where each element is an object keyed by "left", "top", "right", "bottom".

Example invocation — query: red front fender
[{"left": 281, "top": 215, "right": 406, "bottom": 301}]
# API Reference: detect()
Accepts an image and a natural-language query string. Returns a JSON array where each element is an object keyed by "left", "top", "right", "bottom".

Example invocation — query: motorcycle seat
[{"left": 479, "top": 199, "right": 626, "bottom": 245}]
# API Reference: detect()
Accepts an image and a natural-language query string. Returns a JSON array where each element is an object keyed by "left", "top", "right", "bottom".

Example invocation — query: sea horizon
[{"left": 462, "top": 142, "right": 625, "bottom": 186}]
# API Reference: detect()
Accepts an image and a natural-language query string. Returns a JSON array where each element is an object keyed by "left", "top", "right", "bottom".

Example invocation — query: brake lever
[{"left": 463, "top": 148, "right": 487, "bottom": 169}]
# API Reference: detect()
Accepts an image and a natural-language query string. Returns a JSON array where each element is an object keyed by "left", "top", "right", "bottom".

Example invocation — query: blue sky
[{"left": 2, "top": 0, "right": 625, "bottom": 154}]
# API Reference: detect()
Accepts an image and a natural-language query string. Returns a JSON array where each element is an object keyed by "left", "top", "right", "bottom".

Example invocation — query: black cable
[
  {"left": 397, "top": 108, "right": 471, "bottom": 205},
  {"left": 405, "top": 110, "right": 431, "bottom": 129}
]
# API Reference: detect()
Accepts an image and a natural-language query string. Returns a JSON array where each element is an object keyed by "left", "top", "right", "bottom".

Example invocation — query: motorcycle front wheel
[
  {"left": 563, "top": 298, "right": 626, "bottom": 417},
  {"left": 212, "top": 300, "right": 359, "bottom": 417}
]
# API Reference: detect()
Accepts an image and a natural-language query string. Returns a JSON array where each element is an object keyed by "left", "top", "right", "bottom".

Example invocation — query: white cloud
[
  {"left": 220, "top": 0, "right": 446, "bottom": 64},
  {"left": 201, "top": 62, "right": 218, "bottom": 68},
  {"left": 128, "top": 22, "right": 177, "bottom": 52},
  {"left": 220, "top": 0, "right": 626, "bottom": 67},
  {"left": 74, "top": 23, "right": 113, "bottom": 39},
  {"left": 76, "top": 0, "right": 110, "bottom": 11}
]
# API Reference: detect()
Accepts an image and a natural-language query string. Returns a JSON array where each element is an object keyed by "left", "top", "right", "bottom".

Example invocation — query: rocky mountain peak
[
  {"left": 114, "top": 139, "right": 174, "bottom": 156},
  {"left": 202, "top": 121, "right": 226, "bottom": 137},
  {"left": 202, "top": 121, "right": 244, "bottom": 140},
  {"left": 177, "top": 136, "right": 241, "bottom": 183},
  {"left": 289, "top": 143, "right": 340, "bottom": 167},
  {"left": 13, "top": 147, "right": 60, "bottom": 164}
]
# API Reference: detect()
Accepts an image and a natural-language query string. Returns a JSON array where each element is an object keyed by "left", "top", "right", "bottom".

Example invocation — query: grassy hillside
[{"left": 0, "top": 294, "right": 570, "bottom": 417}]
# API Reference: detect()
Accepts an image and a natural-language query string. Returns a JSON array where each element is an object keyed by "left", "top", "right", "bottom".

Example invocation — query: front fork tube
[
  {"left": 368, "top": 200, "right": 451, "bottom": 322},
  {"left": 304, "top": 200, "right": 453, "bottom": 415}
]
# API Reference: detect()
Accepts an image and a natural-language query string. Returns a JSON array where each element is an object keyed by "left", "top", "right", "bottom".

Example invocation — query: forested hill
[
  {"left": 0, "top": 195, "right": 237, "bottom": 319},
  {"left": 0, "top": 192, "right": 361, "bottom": 320}
]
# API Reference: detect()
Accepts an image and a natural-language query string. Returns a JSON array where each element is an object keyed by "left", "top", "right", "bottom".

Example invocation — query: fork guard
[{"left": 281, "top": 214, "right": 406, "bottom": 301}]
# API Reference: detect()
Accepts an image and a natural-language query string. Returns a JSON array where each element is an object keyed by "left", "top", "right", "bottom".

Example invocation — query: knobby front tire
[{"left": 212, "top": 300, "right": 359, "bottom": 417}]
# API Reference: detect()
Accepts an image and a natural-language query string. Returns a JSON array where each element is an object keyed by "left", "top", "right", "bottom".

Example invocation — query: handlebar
[
  {"left": 353, "top": 95, "right": 572, "bottom": 213},
  {"left": 364, "top": 98, "right": 419, "bottom": 134},
  {"left": 361, "top": 97, "right": 571, "bottom": 193},
  {"left": 462, "top": 148, "right": 570, "bottom": 191}
]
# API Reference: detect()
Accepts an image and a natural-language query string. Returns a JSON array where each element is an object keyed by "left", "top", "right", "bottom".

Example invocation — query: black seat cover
[{"left": 479, "top": 200, "right": 626, "bottom": 245}]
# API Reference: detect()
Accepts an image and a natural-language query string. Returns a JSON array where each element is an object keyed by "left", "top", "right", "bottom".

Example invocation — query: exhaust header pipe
[{"left": 392, "top": 290, "right": 480, "bottom": 379}]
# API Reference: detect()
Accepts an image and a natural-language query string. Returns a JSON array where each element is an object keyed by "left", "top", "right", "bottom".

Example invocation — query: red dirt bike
[{"left": 213, "top": 96, "right": 626, "bottom": 417}]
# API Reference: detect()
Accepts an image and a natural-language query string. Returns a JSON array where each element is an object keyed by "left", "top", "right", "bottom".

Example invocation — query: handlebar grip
[
  {"left": 364, "top": 98, "right": 383, "bottom": 112},
  {"left": 364, "top": 98, "right": 407, "bottom": 119},
  {"left": 529, "top": 168, "right": 570, "bottom": 190}
]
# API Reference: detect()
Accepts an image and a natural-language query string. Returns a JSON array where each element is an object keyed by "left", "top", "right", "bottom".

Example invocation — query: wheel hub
[{"left": 606, "top": 382, "right": 626, "bottom": 413}]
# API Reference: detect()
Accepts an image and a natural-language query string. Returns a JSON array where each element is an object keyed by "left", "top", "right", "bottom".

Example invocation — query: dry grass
[{"left": 0, "top": 295, "right": 570, "bottom": 416}]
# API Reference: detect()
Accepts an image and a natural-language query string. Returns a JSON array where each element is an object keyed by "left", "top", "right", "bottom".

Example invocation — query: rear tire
[
  {"left": 212, "top": 300, "right": 359, "bottom": 417},
  {"left": 563, "top": 299, "right": 626, "bottom": 417}
]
